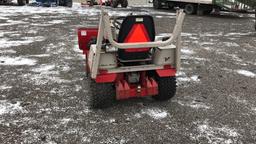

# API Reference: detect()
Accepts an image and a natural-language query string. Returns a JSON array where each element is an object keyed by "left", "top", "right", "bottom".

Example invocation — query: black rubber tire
[
  {"left": 105, "top": 1, "right": 111, "bottom": 6},
  {"left": 111, "top": 0, "right": 119, "bottom": 8},
  {"left": 121, "top": 0, "right": 128, "bottom": 8},
  {"left": 17, "top": 0, "right": 26, "bottom": 6},
  {"left": 59, "top": 0, "right": 72, "bottom": 7},
  {"left": 167, "top": 2, "right": 174, "bottom": 9},
  {"left": 58, "top": 0, "right": 65, "bottom": 6},
  {"left": 204, "top": 9, "right": 212, "bottom": 15},
  {"left": 89, "top": 79, "right": 116, "bottom": 109},
  {"left": 184, "top": 4, "right": 196, "bottom": 15},
  {"left": 153, "top": 0, "right": 161, "bottom": 9},
  {"left": 88, "top": 0, "right": 94, "bottom": 6},
  {"left": 152, "top": 76, "right": 177, "bottom": 101},
  {"left": 65, "top": 0, "right": 72, "bottom": 7}
]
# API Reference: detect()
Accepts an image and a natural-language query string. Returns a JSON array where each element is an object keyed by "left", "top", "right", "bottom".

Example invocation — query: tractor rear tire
[
  {"left": 65, "top": 0, "right": 72, "bottom": 7},
  {"left": 17, "top": 0, "right": 26, "bottom": 6},
  {"left": 167, "top": 2, "right": 174, "bottom": 9},
  {"left": 89, "top": 79, "right": 116, "bottom": 109},
  {"left": 105, "top": 1, "right": 111, "bottom": 6},
  {"left": 121, "top": 0, "right": 128, "bottom": 8},
  {"left": 204, "top": 9, "right": 212, "bottom": 15},
  {"left": 59, "top": 0, "right": 64, "bottom": 6},
  {"left": 184, "top": 4, "right": 196, "bottom": 15},
  {"left": 59, "top": 0, "right": 72, "bottom": 7},
  {"left": 153, "top": 0, "right": 162, "bottom": 9},
  {"left": 111, "top": 0, "right": 119, "bottom": 8},
  {"left": 153, "top": 76, "right": 176, "bottom": 101}
]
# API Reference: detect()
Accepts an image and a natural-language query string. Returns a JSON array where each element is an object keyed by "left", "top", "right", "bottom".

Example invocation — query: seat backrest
[{"left": 117, "top": 15, "right": 155, "bottom": 61}]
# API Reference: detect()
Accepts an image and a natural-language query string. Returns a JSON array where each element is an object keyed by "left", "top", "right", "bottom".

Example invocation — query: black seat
[{"left": 117, "top": 15, "right": 155, "bottom": 61}]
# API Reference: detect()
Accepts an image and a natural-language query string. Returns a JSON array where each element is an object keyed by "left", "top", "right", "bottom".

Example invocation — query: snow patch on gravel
[
  {"left": 251, "top": 107, "right": 256, "bottom": 113},
  {"left": 174, "top": 96, "right": 210, "bottom": 110},
  {"left": 230, "top": 95, "right": 256, "bottom": 115},
  {"left": 0, "top": 85, "right": 12, "bottom": 90},
  {"left": 0, "top": 38, "right": 32, "bottom": 48},
  {"left": 75, "top": 85, "right": 82, "bottom": 92},
  {"left": 0, "top": 19, "right": 28, "bottom": 26},
  {"left": 181, "top": 49, "right": 194, "bottom": 55},
  {"left": 141, "top": 108, "right": 168, "bottom": 120},
  {"left": 200, "top": 42, "right": 215, "bottom": 46},
  {"left": 60, "top": 118, "right": 72, "bottom": 125},
  {"left": 223, "top": 42, "right": 239, "bottom": 47},
  {"left": 224, "top": 32, "right": 254, "bottom": 37},
  {"left": 200, "top": 32, "right": 223, "bottom": 37},
  {"left": 190, "top": 75, "right": 200, "bottom": 82},
  {"left": 230, "top": 95, "right": 248, "bottom": 105},
  {"left": 176, "top": 100, "right": 210, "bottom": 110},
  {"left": 217, "top": 51, "right": 242, "bottom": 63},
  {"left": 181, "top": 33, "right": 194, "bottom": 37},
  {"left": 0, "top": 56, "right": 37, "bottom": 66},
  {"left": 24, "top": 64, "right": 70, "bottom": 85},
  {"left": 0, "top": 49, "right": 16, "bottom": 54},
  {"left": 25, "top": 72, "right": 68, "bottom": 85},
  {"left": 48, "top": 20, "right": 67, "bottom": 24},
  {"left": 177, "top": 72, "right": 201, "bottom": 84},
  {"left": 0, "top": 31, "right": 18, "bottom": 37},
  {"left": 0, "top": 36, "right": 45, "bottom": 48},
  {"left": 29, "top": 54, "right": 51, "bottom": 57},
  {"left": 0, "top": 16, "right": 8, "bottom": 20},
  {"left": 31, "top": 64, "right": 56, "bottom": 73},
  {"left": 0, "top": 101, "right": 22, "bottom": 115},
  {"left": 156, "top": 15, "right": 163, "bottom": 18},
  {"left": 235, "top": 70, "right": 255, "bottom": 78},
  {"left": 191, "top": 120, "right": 240, "bottom": 144},
  {"left": 100, "top": 137, "right": 129, "bottom": 144}
]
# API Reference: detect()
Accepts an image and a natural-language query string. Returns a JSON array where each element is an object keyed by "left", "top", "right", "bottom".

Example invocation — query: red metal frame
[
  {"left": 116, "top": 75, "right": 158, "bottom": 100},
  {"left": 156, "top": 65, "right": 176, "bottom": 77},
  {"left": 77, "top": 28, "right": 98, "bottom": 55},
  {"left": 95, "top": 70, "right": 117, "bottom": 83}
]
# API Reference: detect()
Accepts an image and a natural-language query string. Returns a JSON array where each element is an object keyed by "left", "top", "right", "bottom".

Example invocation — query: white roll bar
[
  {"left": 102, "top": 10, "right": 185, "bottom": 49},
  {"left": 91, "top": 9, "right": 185, "bottom": 79}
]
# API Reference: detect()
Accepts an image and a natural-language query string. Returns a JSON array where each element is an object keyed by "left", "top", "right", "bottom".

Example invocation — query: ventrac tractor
[{"left": 77, "top": 9, "right": 185, "bottom": 108}]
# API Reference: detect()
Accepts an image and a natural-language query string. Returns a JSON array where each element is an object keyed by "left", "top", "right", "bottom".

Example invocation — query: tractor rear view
[{"left": 77, "top": 9, "right": 185, "bottom": 108}]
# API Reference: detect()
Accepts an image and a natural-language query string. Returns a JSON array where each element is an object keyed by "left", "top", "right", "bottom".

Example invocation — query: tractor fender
[{"left": 156, "top": 68, "right": 176, "bottom": 77}]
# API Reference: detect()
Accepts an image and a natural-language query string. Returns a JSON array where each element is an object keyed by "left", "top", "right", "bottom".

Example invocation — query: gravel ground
[{"left": 0, "top": 3, "right": 256, "bottom": 144}]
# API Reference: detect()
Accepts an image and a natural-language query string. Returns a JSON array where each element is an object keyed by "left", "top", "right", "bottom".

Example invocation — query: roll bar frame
[{"left": 91, "top": 9, "right": 185, "bottom": 78}]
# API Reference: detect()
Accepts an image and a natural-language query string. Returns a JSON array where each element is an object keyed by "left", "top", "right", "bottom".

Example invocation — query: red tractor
[{"left": 77, "top": 9, "right": 185, "bottom": 108}]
